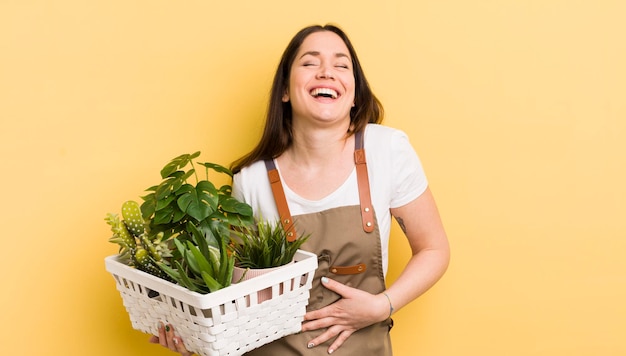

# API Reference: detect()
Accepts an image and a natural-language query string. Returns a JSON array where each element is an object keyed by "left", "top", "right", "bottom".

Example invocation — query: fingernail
[
  {"left": 328, "top": 349, "right": 334, "bottom": 354},
  {"left": 165, "top": 325, "right": 171, "bottom": 332},
  {"left": 173, "top": 338, "right": 179, "bottom": 345},
  {"left": 307, "top": 343, "right": 314, "bottom": 348},
  {"left": 321, "top": 276, "right": 329, "bottom": 284},
  {"left": 157, "top": 321, "right": 164, "bottom": 330}
]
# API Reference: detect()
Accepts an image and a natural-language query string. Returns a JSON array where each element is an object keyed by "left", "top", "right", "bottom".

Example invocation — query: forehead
[{"left": 296, "top": 31, "right": 351, "bottom": 59}]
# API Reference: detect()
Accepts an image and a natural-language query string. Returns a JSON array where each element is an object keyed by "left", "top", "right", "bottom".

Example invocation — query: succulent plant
[
  {"left": 230, "top": 219, "right": 310, "bottom": 269},
  {"left": 106, "top": 151, "right": 255, "bottom": 293},
  {"left": 158, "top": 222, "right": 235, "bottom": 293}
]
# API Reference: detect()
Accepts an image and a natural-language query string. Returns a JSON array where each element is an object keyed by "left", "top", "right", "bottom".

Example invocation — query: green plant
[
  {"left": 140, "top": 152, "right": 253, "bottom": 242},
  {"left": 106, "top": 200, "right": 173, "bottom": 281},
  {"left": 230, "top": 219, "right": 309, "bottom": 269},
  {"left": 158, "top": 222, "right": 235, "bottom": 293},
  {"left": 106, "top": 151, "right": 255, "bottom": 294}
]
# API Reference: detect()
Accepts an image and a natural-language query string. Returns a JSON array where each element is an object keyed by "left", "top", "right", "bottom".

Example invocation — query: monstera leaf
[{"left": 177, "top": 181, "right": 219, "bottom": 222}]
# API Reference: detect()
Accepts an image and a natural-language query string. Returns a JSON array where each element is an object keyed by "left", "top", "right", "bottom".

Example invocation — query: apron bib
[{"left": 245, "top": 131, "right": 393, "bottom": 355}]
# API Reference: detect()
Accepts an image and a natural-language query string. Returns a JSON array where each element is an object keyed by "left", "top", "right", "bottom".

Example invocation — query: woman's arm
[
  {"left": 385, "top": 187, "right": 450, "bottom": 313},
  {"left": 302, "top": 187, "right": 450, "bottom": 353}
]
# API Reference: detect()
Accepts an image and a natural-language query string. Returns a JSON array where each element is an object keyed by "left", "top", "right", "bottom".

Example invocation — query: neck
[{"left": 284, "top": 123, "right": 353, "bottom": 168}]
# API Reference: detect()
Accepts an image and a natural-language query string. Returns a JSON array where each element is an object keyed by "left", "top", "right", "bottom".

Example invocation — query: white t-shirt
[{"left": 232, "top": 124, "right": 428, "bottom": 276}]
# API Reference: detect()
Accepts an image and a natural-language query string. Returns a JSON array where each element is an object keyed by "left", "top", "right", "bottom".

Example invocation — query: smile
[{"left": 310, "top": 87, "right": 338, "bottom": 99}]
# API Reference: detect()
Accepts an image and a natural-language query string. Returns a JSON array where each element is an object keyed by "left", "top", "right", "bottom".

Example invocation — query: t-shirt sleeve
[
  {"left": 231, "top": 171, "right": 245, "bottom": 202},
  {"left": 389, "top": 129, "right": 429, "bottom": 208},
  {"left": 231, "top": 162, "right": 280, "bottom": 221}
]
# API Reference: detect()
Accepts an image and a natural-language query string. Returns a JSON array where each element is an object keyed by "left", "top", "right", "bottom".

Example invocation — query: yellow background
[{"left": 1, "top": 1, "right": 624, "bottom": 355}]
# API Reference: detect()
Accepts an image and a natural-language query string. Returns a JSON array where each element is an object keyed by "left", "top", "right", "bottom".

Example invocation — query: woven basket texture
[{"left": 105, "top": 250, "right": 317, "bottom": 356}]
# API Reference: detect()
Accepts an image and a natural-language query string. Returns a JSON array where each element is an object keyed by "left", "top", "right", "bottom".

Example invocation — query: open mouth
[{"left": 310, "top": 88, "right": 338, "bottom": 99}]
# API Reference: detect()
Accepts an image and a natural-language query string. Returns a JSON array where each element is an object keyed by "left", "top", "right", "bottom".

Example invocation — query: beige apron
[{"left": 245, "top": 131, "right": 393, "bottom": 355}]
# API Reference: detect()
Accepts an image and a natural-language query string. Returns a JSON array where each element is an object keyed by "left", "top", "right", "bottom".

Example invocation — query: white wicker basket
[{"left": 105, "top": 250, "right": 317, "bottom": 356}]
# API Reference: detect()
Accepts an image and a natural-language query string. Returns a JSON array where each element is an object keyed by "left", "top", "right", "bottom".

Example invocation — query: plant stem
[{"left": 189, "top": 160, "right": 199, "bottom": 183}]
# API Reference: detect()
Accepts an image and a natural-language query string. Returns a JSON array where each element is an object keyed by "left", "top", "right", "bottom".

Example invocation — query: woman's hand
[
  {"left": 148, "top": 322, "right": 194, "bottom": 356},
  {"left": 302, "top": 277, "right": 390, "bottom": 354}
]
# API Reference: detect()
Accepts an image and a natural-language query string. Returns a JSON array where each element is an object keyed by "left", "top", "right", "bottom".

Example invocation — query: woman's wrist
[{"left": 381, "top": 292, "right": 394, "bottom": 319}]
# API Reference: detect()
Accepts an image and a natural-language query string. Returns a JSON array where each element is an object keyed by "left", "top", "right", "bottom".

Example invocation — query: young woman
[{"left": 151, "top": 24, "right": 450, "bottom": 355}]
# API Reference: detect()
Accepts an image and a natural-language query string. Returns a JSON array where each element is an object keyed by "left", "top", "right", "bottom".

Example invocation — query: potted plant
[
  {"left": 106, "top": 151, "right": 255, "bottom": 293},
  {"left": 230, "top": 219, "right": 309, "bottom": 269},
  {"left": 229, "top": 219, "right": 310, "bottom": 301}
]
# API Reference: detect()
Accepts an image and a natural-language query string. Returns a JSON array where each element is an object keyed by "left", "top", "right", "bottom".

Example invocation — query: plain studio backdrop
[{"left": 1, "top": 1, "right": 624, "bottom": 355}]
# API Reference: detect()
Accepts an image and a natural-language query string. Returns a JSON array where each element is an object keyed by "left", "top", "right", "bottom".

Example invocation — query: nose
[{"left": 318, "top": 65, "right": 334, "bottom": 79}]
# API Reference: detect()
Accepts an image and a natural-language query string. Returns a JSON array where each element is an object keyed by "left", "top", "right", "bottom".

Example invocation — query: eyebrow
[{"left": 299, "top": 51, "right": 351, "bottom": 60}]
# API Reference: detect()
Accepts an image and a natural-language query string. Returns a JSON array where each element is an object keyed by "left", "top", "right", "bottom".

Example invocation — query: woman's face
[{"left": 284, "top": 31, "right": 356, "bottom": 127}]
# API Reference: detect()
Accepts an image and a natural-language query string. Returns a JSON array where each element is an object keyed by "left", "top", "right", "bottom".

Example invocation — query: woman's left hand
[
  {"left": 148, "top": 322, "right": 193, "bottom": 356},
  {"left": 302, "top": 276, "right": 390, "bottom": 354}
]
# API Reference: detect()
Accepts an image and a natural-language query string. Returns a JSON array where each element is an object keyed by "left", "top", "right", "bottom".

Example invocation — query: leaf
[
  {"left": 199, "top": 162, "right": 233, "bottom": 177},
  {"left": 219, "top": 197, "right": 253, "bottom": 215},
  {"left": 171, "top": 208, "right": 186, "bottom": 223},
  {"left": 155, "top": 177, "right": 176, "bottom": 200},
  {"left": 223, "top": 256, "right": 234, "bottom": 288},
  {"left": 186, "top": 222, "right": 209, "bottom": 259},
  {"left": 182, "top": 250, "right": 200, "bottom": 276},
  {"left": 198, "top": 220, "right": 220, "bottom": 248},
  {"left": 173, "top": 238, "right": 186, "bottom": 255},
  {"left": 218, "top": 184, "right": 232, "bottom": 195},
  {"left": 155, "top": 171, "right": 188, "bottom": 200},
  {"left": 155, "top": 194, "right": 176, "bottom": 211},
  {"left": 186, "top": 241, "right": 213, "bottom": 276},
  {"left": 218, "top": 235, "right": 234, "bottom": 286},
  {"left": 201, "top": 271, "right": 223, "bottom": 293},
  {"left": 153, "top": 205, "right": 175, "bottom": 225},
  {"left": 140, "top": 193, "right": 156, "bottom": 220},
  {"left": 144, "top": 184, "right": 159, "bottom": 193},
  {"left": 157, "top": 261, "right": 181, "bottom": 280},
  {"left": 162, "top": 261, "right": 201, "bottom": 293},
  {"left": 217, "top": 212, "right": 253, "bottom": 227},
  {"left": 177, "top": 181, "right": 218, "bottom": 222},
  {"left": 160, "top": 152, "right": 200, "bottom": 178},
  {"left": 173, "top": 170, "right": 195, "bottom": 191},
  {"left": 208, "top": 246, "right": 222, "bottom": 280}
]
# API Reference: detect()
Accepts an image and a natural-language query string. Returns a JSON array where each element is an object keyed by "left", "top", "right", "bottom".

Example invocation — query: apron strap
[
  {"left": 354, "top": 130, "right": 375, "bottom": 233},
  {"left": 264, "top": 129, "right": 374, "bottom": 235},
  {"left": 264, "top": 159, "right": 297, "bottom": 241}
]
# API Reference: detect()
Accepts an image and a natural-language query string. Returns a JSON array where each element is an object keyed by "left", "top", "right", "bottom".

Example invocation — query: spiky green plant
[
  {"left": 157, "top": 222, "right": 235, "bottom": 293},
  {"left": 230, "top": 219, "right": 310, "bottom": 269}
]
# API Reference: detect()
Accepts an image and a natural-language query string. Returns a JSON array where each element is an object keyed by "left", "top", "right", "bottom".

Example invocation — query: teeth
[{"left": 310, "top": 88, "right": 338, "bottom": 99}]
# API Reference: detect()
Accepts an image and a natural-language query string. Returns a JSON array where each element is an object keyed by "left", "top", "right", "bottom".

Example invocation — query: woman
[{"left": 151, "top": 24, "right": 449, "bottom": 355}]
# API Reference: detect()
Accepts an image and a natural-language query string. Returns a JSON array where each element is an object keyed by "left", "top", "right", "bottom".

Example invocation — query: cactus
[
  {"left": 107, "top": 201, "right": 173, "bottom": 281},
  {"left": 134, "top": 246, "right": 170, "bottom": 280},
  {"left": 121, "top": 200, "right": 144, "bottom": 237}
]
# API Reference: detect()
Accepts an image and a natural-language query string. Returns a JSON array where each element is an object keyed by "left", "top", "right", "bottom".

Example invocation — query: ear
[{"left": 282, "top": 89, "right": 290, "bottom": 102}]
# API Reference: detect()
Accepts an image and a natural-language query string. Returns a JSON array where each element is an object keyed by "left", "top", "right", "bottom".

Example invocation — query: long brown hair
[{"left": 231, "top": 24, "right": 384, "bottom": 173}]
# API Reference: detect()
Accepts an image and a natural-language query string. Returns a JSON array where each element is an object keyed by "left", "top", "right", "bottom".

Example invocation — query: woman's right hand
[{"left": 148, "top": 322, "right": 194, "bottom": 356}]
